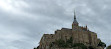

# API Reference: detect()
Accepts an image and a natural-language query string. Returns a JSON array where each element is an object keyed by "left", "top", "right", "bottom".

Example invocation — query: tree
[
  {"left": 88, "top": 46, "right": 94, "bottom": 49},
  {"left": 53, "top": 37, "right": 87, "bottom": 49},
  {"left": 66, "top": 37, "right": 73, "bottom": 47},
  {"left": 107, "top": 45, "right": 111, "bottom": 49},
  {"left": 98, "top": 41, "right": 106, "bottom": 47},
  {"left": 55, "top": 39, "right": 66, "bottom": 47}
]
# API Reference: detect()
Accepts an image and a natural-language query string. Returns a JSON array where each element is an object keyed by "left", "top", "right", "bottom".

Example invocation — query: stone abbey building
[{"left": 34, "top": 12, "right": 106, "bottom": 49}]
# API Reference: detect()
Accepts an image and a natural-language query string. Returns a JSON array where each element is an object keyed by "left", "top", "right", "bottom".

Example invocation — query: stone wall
[{"left": 38, "top": 27, "right": 104, "bottom": 49}]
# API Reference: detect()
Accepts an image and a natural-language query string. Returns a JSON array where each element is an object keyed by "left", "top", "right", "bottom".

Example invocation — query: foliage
[
  {"left": 66, "top": 37, "right": 73, "bottom": 47},
  {"left": 34, "top": 48, "right": 37, "bottom": 49},
  {"left": 52, "top": 37, "right": 87, "bottom": 49},
  {"left": 50, "top": 43, "right": 53, "bottom": 47},
  {"left": 37, "top": 46, "right": 39, "bottom": 49},
  {"left": 106, "top": 45, "right": 111, "bottom": 49},
  {"left": 34, "top": 46, "right": 39, "bottom": 49},
  {"left": 67, "top": 37, "right": 73, "bottom": 44},
  {"left": 88, "top": 46, "right": 94, "bottom": 49},
  {"left": 55, "top": 39, "right": 66, "bottom": 47},
  {"left": 72, "top": 43, "right": 87, "bottom": 49},
  {"left": 98, "top": 41, "right": 106, "bottom": 47}
]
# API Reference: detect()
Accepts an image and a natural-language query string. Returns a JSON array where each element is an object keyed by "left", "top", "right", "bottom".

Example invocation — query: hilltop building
[{"left": 34, "top": 12, "right": 106, "bottom": 49}]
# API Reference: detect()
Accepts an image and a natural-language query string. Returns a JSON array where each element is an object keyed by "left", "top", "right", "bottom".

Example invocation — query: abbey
[{"left": 34, "top": 12, "right": 106, "bottom": 49}]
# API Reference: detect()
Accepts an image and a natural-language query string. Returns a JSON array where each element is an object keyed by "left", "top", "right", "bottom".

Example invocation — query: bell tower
[{"left": 72, "top": 11, "right": 79, "bottom": 29}]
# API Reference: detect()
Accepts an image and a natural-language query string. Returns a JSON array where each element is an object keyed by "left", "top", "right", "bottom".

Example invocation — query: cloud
[{"left": 0, "top": 0, "right": 111, "bottom": 49}]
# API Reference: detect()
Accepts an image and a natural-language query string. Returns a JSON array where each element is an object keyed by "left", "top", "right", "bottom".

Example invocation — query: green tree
[
  {"left": 55, "top": 39, "right": 65, "bottom": 47},
  {"left": 34, "top": 46, "right": 39, "bottom": 49},
  {"left": 53, "top": 37, "right": 87, "bottom": 49},
  {"left": 66, "top": 37, "right": 73, "bottom": 47},
  {"left": 98, "top": 41, "right": 106, "bottom": 47},
  {"left": 72, "top": 43, "right": 87, "bottom": 49},
  {"left": 107, "top": 45, "right": 111, "bottom": 49}
]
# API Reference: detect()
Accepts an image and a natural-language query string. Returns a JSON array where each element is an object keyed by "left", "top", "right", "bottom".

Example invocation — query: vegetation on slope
[
  {"left": 51, "top": 37, "right": 87, "bottom": 49},
  {"left": 98, "top": 40, "right": 106, "bottom": 47},
  {"left": 106, "top": 45, "right": 111, "bottom": 49}
]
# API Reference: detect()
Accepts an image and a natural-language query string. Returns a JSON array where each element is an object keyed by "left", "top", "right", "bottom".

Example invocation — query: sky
[{"left": 0, "top": 0, "right": 111, "bottom": 49}]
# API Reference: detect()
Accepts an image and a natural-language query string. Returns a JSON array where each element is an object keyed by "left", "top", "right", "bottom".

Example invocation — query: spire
[
  {"left": 74, "top": 10, "right": 76, "bottom": 19},
  {"left": 73, "top": 10, "right": 78, "bottom": 24},
  {"left": 72, "top": 10, "right": 79, "bottom": 29}
]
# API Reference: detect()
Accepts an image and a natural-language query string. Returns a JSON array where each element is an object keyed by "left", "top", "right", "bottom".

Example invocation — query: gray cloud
[{"left": 0, "top": 0, "right": 111, "bottom": 49}]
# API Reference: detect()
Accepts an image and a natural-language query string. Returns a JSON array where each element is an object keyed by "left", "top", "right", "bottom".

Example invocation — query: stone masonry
[{"left": 35, "top": 12, "right": 105, "bottom": 49}]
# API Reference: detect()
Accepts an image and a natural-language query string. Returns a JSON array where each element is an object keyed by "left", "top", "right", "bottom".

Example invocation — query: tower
[{"left": 72, "top": 11, "right": 79, "bottom": 29}]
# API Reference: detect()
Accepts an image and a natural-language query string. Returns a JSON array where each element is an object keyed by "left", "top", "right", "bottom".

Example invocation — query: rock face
[{"left": 34, "top": 12, "right": 106, "bottom": 49}]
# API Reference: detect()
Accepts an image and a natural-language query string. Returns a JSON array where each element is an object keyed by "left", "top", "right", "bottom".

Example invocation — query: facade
[{"left": 34, "top": 12, "right": 105, "bottom": 49}]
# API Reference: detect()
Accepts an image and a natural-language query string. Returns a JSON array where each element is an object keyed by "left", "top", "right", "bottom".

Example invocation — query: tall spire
[
  {"left": 73, "top": 10, "right": 78, "bottom": 24},
  {"left": 72, "top": 10, "right": 79, "bottom": 29},
  {"left": 74, "top": 10, "right": 76, "bottom": 19}
]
